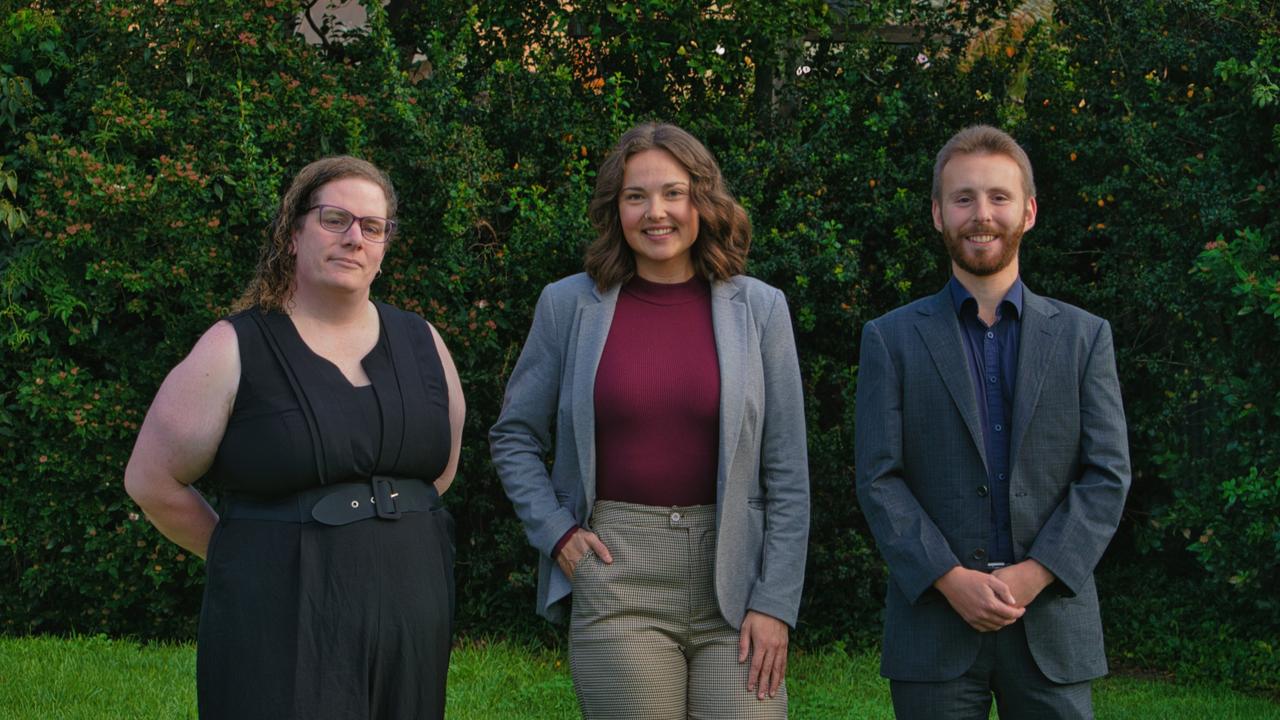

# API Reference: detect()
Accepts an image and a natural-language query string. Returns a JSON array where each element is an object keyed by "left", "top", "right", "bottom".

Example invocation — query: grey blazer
[
  {"left": 854, "top": 285, "right": 1130, "bottom": 684},
  {"left": 490, "top": 272, "right": 810, "bottom": 628}
]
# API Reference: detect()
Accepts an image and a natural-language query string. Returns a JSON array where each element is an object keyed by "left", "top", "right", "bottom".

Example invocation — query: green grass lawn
[{"left": 1, "top": 635, "right": 1276, "bottom": 719}]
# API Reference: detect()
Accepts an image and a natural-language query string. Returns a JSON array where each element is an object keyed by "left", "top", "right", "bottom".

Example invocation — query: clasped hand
[{"left": 934, "top": 560, "right": 1054, "bottom": 632}]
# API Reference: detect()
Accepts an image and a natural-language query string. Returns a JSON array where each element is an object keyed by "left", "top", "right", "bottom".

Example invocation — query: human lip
[
  {"left": 964, "top": 228, "right": 1002, "bottom": 244},
  {"left": 329, "top": 256, "right": 363, "bottom": 269},
  {"left": 642, "top": 226, "right": 676, "bottom": 238}
]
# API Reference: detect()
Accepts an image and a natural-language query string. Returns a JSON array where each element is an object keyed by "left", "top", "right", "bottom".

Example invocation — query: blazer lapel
[
  {"left": 712, "top": 280, "right": 748, "bottom": 498},
  {"left": 571, "top": 283, "right": 619, "bottom": 502},
  {"left": 1010, "top": 289, "right": 1062, "bottom": 466},
  {"left": 914, "top": 289, "right": 989, "bottom": 472}
]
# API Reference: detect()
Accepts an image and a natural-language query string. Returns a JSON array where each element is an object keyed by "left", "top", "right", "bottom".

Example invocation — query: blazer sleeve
[
  {"left": 1025, "top": 319, "right": 1131, "bottom": 595},
  {"left": 854, "top": 319, "right": 962, "bottom": 604},
  {"left": 489, "top": 286, "right": 580, "bottom": 557},
  {"left": 747, "top": 289, "right": 811, "bottom": 626}
]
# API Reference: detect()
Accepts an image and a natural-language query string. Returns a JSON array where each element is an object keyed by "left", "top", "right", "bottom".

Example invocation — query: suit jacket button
[
  {"left": 977, "top": 485, "right": 989, "bottom": 497},
  {"left": 972, "top": 548, "right": 987, "bottom": 561}
]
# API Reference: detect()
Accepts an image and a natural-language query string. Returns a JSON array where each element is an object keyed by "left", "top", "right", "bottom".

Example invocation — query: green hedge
[{"left": 1, "top": 0, "right": 1276, "bottom": 691}]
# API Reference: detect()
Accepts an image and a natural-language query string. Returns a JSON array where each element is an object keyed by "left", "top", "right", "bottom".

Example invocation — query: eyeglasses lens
[{"left": 317, "top": 207, "right": 389, "bottom": 242}]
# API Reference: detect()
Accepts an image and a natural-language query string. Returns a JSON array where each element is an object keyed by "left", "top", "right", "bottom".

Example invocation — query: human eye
[
  {"left": 319, "top": 206, "right": 353, "bottom": 231},
  {"left": 360, "top": 218, "right": 387, "bottom": 239},
  {"left": 622, "top": 191, "right": 644, "bottom": 202}
]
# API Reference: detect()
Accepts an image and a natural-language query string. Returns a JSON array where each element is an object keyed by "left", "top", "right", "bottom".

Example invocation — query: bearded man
[{"left": 854, "top": 125, "right": 1131, "bottom": 719}]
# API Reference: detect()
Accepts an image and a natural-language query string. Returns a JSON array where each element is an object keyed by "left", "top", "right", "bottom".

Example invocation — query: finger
[
  {"left": 586, "top": 533, "right": 613, "bottom": 563},
  {"left": 994, "top": 601, "right": 1025, "bottom": 621},
  {"left": 748, "top": 636, "right": 766, "bottom": 691},
  {"left": 756, "top": 653, "right": 772, "bottom": 700},
  {"left": 738, "top": 624, "right": 751, "bottom": 664},
  {"left": 988, "top": 576, "right": 1018, "bottom": 606},
  {"left": 971, "top": 610, "right": 1003, "bottom": 631},
  {"left": 768, "top": 648, "right": 786, "bottom": 698}
]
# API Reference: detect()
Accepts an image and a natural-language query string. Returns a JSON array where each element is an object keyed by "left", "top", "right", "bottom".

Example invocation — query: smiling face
[
  {"left": 932, "top": 152, "right": 1037, "bottom": 281},
  {"left": 618, "top": 148, "right": 700, "bottom": 283},
  {"left": 291, "top": 177, "right": 389, "bottom": 300}
]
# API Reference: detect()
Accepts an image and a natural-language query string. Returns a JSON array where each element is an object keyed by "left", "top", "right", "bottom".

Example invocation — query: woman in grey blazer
[{"left": 490, "top": 123, "right": 810, "bottom": 719}]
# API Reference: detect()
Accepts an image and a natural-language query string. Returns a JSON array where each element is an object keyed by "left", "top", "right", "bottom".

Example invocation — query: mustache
[{"left": 964, "top": 225, "right": 1004, "bottom": 234}]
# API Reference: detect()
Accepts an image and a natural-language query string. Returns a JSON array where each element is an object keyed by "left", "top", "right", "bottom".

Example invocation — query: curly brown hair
[
  {"left": 584, "top": 123, "right": 750, "bottom": 289},
  {"left": 232, "top": 156, "right": 398, "bottom": 312}
]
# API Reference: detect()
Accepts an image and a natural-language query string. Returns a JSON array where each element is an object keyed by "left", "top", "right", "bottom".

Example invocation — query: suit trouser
[
  {"left": 889, "top": 617, "right": 1093, "bottom": 720},
  {"left": 569, "top": 500, "right": 787, "bottom": 720}
]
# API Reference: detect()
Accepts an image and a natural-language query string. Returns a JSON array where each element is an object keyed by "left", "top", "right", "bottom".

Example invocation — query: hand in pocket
[{"left": 556, "top": 528, "right": 613, "bottom": 580}]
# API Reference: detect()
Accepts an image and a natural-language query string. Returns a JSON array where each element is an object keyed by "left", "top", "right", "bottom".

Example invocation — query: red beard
[{"left": 941, "top": 219, "right": 1025, "bottom": 277}]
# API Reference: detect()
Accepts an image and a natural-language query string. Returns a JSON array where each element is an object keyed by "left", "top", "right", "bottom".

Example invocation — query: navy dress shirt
[{"left": 948, "top": 276, "right": 1023, "bottom": 566}]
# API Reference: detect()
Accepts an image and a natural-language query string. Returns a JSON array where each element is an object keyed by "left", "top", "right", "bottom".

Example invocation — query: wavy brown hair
[
  {"left": 232, "top": 156, "right": 398, "bottom": 312},
  {"left": 585, "top": 122, "right": 750, "bottom": 289}
]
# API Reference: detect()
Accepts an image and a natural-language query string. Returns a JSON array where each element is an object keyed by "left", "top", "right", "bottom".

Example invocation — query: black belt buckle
[{"left": 372, "top": 477, "right": 402, "bottom": 520}]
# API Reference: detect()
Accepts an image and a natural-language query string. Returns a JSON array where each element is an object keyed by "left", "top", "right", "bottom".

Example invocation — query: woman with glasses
[
  {"left": 490, "top": 123, "right": 810, "bottom": 718},
  {"left": 125, "top": 156, "right": 464, "bottom": 719}
]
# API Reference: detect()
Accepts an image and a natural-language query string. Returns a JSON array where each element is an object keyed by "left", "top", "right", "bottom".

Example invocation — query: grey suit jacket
[
  {"left": 854, "top": 285, "right": 1130, "bottom": 684},
  {"left": 490, "top": 272, "right": 810, "bottom": 628}
]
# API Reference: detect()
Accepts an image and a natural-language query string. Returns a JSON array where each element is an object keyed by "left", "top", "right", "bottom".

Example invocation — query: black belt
[{"left": 220, "top": 476, "right": 441, "bottom": 526}]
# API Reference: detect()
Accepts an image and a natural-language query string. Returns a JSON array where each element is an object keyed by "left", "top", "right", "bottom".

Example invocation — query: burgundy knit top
[{"left": 594, "top": 274, "right": 721, "bottom": 506}]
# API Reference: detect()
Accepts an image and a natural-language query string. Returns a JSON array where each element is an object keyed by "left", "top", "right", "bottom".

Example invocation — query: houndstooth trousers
[{"left": 569, "top": 500, "right": 787, "bottom": 719}]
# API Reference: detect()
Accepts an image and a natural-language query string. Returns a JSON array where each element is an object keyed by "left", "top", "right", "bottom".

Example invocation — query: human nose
[
  {"left": 644, "top": 197, "right": 666, "bottom": 220},
  {"left": 340, "top": 220, "right": 365, "bottom": 246},
  {"left": 974, "top": 197, "right": 994, "bottom": 222}
]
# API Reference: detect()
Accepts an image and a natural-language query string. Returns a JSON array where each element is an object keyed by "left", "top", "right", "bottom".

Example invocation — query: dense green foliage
[{"left": 1, "top": 0, "right": 1276, "bottom": 691}]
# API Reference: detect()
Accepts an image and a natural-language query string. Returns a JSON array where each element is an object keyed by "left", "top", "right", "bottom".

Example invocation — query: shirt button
[
  {"left": 986, "top": 331, "right": 994, "bottom": 339},
  {"left": 977, "top": 485, "right": 989, "bottom": 497},
  {"left": 994, "top": 424, "right": 1003, "bottom": 432},
  {"left": 972, "top": 548, "right": 987, "bottom": 561},
  {"left": 670, "top": 511, "right": 682, "bottom": 524},
  {"left": 998, "top": 473, "right": 1007, "bottom": 481},
  {"left": 988, "top": 375, "right": 997, "bottom": 383}
]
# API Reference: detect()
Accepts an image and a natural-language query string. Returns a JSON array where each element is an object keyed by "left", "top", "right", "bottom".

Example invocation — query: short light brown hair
[
  {"left": 233, "top": 156, "right": 397, "bottom": 312},
  {"left": 932, "top": 124, "right": 1036, "bottom": 200},
  {"left": 585, "top": 122, "right": 750, "bottom": 289}
]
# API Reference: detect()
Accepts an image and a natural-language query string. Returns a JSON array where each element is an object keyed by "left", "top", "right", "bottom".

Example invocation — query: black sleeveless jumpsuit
[{"left": 196, "top": 303, "right": 454, "bottom": 719}]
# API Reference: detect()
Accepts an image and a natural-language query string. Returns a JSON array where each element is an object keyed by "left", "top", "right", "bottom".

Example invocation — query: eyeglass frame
[{"left": 305, "top": 204, "right": 399, "bottom": 243}]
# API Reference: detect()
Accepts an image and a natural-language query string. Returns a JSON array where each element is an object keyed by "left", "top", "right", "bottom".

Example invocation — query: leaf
[{"left": 34, "top": 68, "right": 52, "bottom": 86}]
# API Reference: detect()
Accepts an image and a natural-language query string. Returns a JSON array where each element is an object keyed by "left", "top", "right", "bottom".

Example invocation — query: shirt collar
[{"left": 948, "top": 275, "right": 1024, "bottom": 320}]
